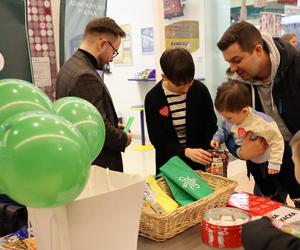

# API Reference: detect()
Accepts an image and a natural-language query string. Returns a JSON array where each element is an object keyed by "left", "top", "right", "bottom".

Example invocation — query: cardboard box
[
  {"left": 227, "top": 192, "right": 281, "bottom": 216},
  {"left": 28, "top": 166, "right": 145, "bottom": 250}
]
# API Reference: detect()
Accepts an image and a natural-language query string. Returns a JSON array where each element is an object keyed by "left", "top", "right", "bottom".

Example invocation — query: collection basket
[{"left": 139, "top": 170, "right": 238, "bottom": 241}]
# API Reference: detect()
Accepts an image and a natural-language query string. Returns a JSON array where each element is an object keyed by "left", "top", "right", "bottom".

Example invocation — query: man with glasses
[
  {"left": 56, "top": 17, "right": 132, "bottom": 172},
  {"left": 107, "top": 40, "right": 119, "bottom": 58}
]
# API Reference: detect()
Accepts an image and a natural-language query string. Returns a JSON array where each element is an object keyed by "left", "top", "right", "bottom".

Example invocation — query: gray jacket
[{"left": 56, "top": 50, "right": 128, "bottom": 171}]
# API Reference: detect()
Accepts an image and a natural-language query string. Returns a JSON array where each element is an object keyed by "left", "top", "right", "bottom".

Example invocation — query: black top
[
  {"left": 78, "top": 49, "right": 97, "bottom": 69},
  {"left": 144, "top": 80, "right": 217, "bottom": 174}
]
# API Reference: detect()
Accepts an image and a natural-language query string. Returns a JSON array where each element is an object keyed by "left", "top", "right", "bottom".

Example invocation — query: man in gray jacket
[
  {"left": 56, "top": 17, "right": 131, "bottom": 172},
  {"left": 217, "top": 20, "right": 300, "bottom": 206}
]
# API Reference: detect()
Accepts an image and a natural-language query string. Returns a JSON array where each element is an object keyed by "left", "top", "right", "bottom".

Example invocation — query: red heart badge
[
  {"left": 159, "top": 106, "right": 169, "bottom": 117},
  {"left": 237, "top": 127, "right": 246, "bottom": 137}
]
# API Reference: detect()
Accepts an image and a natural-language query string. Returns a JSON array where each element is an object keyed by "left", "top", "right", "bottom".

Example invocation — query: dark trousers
[{"left": 247, "top": 142, "right": 300, "bottom": 200}]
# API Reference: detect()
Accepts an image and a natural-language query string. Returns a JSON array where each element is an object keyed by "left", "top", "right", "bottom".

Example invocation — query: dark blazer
[
  {"left": 144, "top": 80, "right": 218, "bottom": 173},
  {"left": 56, "top": 50, "right": 128, "bottom": 172}
]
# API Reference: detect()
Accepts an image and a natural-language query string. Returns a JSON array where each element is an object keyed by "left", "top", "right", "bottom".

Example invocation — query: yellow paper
[{"left": 144, "top": 176, "right": 178, "bottom": 214}]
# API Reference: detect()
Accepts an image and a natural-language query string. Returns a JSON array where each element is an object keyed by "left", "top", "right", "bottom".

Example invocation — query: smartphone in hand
[{"left": 123, "top": 116, "right": 134, "bottom": 133}]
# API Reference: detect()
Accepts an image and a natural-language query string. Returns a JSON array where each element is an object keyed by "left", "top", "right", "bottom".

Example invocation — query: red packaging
[
  {"left": 227, "top": 192, "right": 282, "bottom": 216},
  {"left": 201, "top": 207, "right": 250, "bottom": 248}
]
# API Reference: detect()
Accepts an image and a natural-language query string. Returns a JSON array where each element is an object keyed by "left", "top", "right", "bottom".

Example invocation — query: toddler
[{"left": 211, "top": 80, "right": 284, "bottom": 175}]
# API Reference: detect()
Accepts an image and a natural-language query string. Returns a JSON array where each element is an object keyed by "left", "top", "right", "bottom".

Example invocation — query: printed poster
[
  {"left": 164, "top": 0, "right": 184, "bottom": 19},
  {"left": 113, "top": 24, "right": 133, "bottom": 65},
  {"left": 141, "top": 27, "right": 154, "bottom": 54},
  {"left": 60, "top": 0, "right": 107, "bottom": 65},
  {"left": 165, "top": 20, "right": 199, "bottom": 53},
  {"left": 27, "top": 0, "right": 58, "bottom": 99}
]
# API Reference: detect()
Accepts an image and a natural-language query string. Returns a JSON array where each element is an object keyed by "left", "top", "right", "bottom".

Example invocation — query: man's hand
[
  {"left": 118, "top": 122, "right": 125, "bottom": 130},
  {"left": 239, "top": 131, "right": 267, "bottom": 160},
  {"left": 126, "top": 133, "right": 132, "bottom": 147},
  {"left": 185, "top": 148, "right": 212, "bottom": 165}
]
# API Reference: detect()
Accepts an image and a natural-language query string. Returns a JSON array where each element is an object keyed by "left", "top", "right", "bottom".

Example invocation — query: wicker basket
[{"left": 139, "top": 170, "right": 238, "bottom": 241}]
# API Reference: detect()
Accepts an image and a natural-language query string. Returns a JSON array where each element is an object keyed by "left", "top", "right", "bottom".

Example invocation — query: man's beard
[
  {"left": 101, "top": 63, "right": 111, "bottom": 74},
  {"left": 97, "top": 60, "right": 108, "bottom": 69},
  {"left": 96, "top": 61, "right": 104, "bottom": 70}
]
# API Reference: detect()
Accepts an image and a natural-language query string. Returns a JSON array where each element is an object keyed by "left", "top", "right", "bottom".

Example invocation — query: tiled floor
[{"left": 123, "top": 139, "right": 293, "bottom": 206}]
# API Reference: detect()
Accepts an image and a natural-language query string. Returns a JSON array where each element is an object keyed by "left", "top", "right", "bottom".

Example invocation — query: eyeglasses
[{"left": 107, "top": 40, "right": 119, "bottom": 58}]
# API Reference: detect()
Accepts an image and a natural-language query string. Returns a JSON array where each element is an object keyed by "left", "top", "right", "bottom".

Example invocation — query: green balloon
[
  {"left": 0, "top": 78, "right": 54, "bottom": 124},
  {"left": 0, "top": 111, "right": 91, "bottom": 208},
  {"left": 54, "top": 97, "right": 105, "bottom": 161}
]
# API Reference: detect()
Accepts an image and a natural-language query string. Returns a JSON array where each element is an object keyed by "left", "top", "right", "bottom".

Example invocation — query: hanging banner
[
  {"left": 260, "top": 12, "right": 282, "bottom": 37},
  {"left": 254, "top": 0, "right": 267, "bottom": 7},
  {"left": 27, "top": 0, "right": 58, "bottom": 100},
  {"left": 284, "top": 5, "right": 300, "bottom": 15},
  {"left": 60, "top": 0, "right": 107, "bottom": 66},
  {"left": 278, "top": 0, "right": 297, "bottom": 3},
  {"left": 0, "top": 0, "right": 32, "bottom": 82}
]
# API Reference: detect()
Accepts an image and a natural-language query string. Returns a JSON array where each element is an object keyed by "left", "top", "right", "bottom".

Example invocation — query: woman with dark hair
[{"left": 144, "top": 48, "right": 218, "bottom": 174}]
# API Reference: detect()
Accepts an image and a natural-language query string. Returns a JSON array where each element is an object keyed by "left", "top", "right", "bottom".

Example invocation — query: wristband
[{"left": 236, "top": 147, "right": 244, "bottom": 160}]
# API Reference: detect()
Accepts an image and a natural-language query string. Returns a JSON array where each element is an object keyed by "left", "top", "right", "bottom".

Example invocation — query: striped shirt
[{"left": 163, "top": 85, "right": 187, "bottom": 146}]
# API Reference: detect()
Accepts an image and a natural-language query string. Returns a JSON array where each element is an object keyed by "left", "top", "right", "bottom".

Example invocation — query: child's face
[
  {"left": 164, "top": 79, "right": 193, "bottom": 95},
  {"left": 292, "top": 144, "right": 300, "bottom": 184},
  {"left": 162, "top": 74, "right": 194, "bottom": 95},
  {"left": 219, "top": 109, "right": 248, "bottom": 125}
]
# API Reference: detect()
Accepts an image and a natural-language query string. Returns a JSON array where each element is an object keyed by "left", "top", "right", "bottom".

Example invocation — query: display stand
[
  {"left": 131, "top": 105, "right": 153, "bottom": 150},
  {"left": 128, "top": 78, "right": 156, "bottom": 82}
]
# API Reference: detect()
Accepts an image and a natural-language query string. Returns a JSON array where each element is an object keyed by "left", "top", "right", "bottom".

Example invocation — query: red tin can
[{"left": 201, "top": 207, "right": 250, "bottom": 248}]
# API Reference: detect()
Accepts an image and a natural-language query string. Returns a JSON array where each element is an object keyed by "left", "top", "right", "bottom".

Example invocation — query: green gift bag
[
  {"left": 160, "top": 156, "right": 214, "bottom": 202},
  {"left": 163, "top": 175, "right": 195, "bottom": 206}
]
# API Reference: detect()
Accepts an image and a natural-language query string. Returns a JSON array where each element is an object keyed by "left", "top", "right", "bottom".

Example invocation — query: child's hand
[
  {"left": 185, "top": 148, "right": 212, "bottom": 165},
  {"left": 268, "top": 169, "right": 279, "bottom": 175},
  {"left": 210, "top": 139, "right": 219, "bottom": 149}
]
